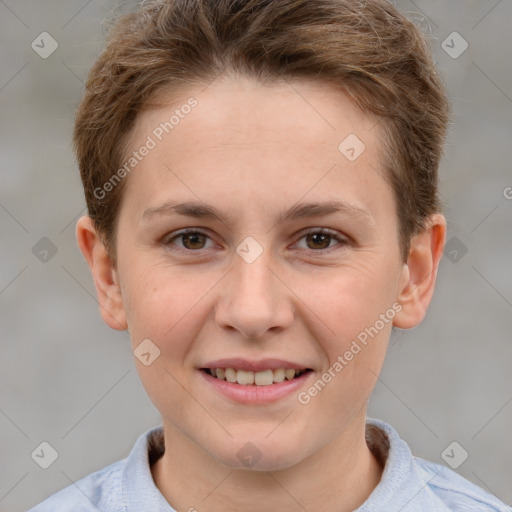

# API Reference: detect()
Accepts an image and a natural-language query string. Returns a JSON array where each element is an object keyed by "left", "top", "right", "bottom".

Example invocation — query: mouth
[{"left": 200, "top": 367, "right": 313, "bottom": 386}]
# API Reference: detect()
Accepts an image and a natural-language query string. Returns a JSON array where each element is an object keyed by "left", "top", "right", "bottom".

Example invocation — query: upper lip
[{"left": 200, "top": 358, "right": 312, "bottom": 372}]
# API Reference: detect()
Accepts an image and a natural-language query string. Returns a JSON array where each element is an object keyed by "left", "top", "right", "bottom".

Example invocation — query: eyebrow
[{"left": 142, "top": 199, "right": 375, "bottom": 228}]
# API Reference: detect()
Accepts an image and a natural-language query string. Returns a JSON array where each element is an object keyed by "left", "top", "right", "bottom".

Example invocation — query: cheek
[
  {"left": 297, "top": 259, "right": 397, "bottom": 336},
  {"left": 124, "top": 267, "right": 209, "bottom": 415},
  {"left": 121, "top": 263, "right": 214, "bottom": 354},
  {"left": 298, "top": 297, "right": 392, "bottom": 421},
  {"left": 293, "top": 260, "right": 397, "bottom": 395}
]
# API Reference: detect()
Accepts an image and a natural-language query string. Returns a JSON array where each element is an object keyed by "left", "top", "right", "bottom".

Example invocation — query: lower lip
[{"left": 199, "top": 370, "right": 313, "bottom": 404}]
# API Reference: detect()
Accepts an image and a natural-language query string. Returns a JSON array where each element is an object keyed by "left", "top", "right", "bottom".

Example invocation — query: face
[{"left": 91, "top": 76, "right": 416, "bottom": 470}]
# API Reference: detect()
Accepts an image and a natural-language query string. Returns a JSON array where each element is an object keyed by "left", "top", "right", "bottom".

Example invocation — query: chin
[{"left": 208, "top": 436, "right": 308, "bottom": 472}]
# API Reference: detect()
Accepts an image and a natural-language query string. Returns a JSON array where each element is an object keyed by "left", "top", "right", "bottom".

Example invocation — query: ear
[
  {"left": 393, "top": 213, "right": 446, "bottom": 329},
  {"left": 75, "top": 216, "right": 128, "bottom": 331}
]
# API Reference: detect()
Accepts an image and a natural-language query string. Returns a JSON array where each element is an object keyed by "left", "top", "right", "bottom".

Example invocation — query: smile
[{"left": 201, "top": 367, "right": 311, "bottom": 386}]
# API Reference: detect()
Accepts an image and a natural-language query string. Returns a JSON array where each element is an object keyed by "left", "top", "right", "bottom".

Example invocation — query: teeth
[
  {"left": 225, "top": 368, "right": 237, "bottom": 383},
  {"left": 255, "top": 369, "right": 273, "bottom": 385},
  {"left": 206, "top": 367, "right": 307, "bottom": 386},
  {"left": 236, "top": 370, "right": 254, "bottom": 385},
  {"left": 285, "top": 369, "right": 296, "bottom": 380},
  {"left": 273, "top": 368, "right": 285, "bottom": 382}
]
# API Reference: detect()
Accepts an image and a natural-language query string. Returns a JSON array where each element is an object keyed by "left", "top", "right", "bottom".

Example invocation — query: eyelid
[
  {"left": 163, "top": 227, "right": 349, "bottom": 253},
  {"left": 295, "top": 227, "right": 349, "bottom": 252},
  {"left": 162, "top": 227, "right": 218, "bottom": 251}
]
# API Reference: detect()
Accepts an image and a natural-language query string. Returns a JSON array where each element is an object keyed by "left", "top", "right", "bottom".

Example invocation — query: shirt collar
[
  {"left": 356, "top": 418, "right": 417, "bottom": 511},
  {"left": 122, "top": 426, "right": 175, "bottom": 512},
  {"left": 121, "top": 419, "right": 415, "bottom": 512}
]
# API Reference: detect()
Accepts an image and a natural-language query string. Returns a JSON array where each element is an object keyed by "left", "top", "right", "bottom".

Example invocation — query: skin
[{"left": 76, "top": 76, "right": 446, "bottom": 512}]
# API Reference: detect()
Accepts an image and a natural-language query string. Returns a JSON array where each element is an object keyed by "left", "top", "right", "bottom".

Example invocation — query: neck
[{"left": 151, "top": 414, "right": 383, "bottom": 512}]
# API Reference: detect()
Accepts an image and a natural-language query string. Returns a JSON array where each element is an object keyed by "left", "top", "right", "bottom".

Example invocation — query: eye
[
  {"left": 163, "top": 228, "right": 215, "bottom": 251},
  {"left": 162, "top": 227, "right": 348, "bottom": 254},
  {"left": 295, "top": 228, "right": 348, "bottom": 252}
]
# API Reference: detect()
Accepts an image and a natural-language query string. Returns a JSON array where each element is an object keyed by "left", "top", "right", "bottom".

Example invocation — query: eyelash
[{"left": 162, "top": 227, "right": 348, "bottom": 255}]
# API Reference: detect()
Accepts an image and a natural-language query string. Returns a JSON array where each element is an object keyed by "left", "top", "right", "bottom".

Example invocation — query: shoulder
[
  {"left": 27, "top": 458, "right": 126, "bottom": 512},
  {"left": 364, "top": 418, "right": 512, "bottom": 512},
  {"left": 414, "top": 456, "right": 512, "bottom": 512},
  {"left": 27, "top": 426, "right": 166, "bottom": 512}
]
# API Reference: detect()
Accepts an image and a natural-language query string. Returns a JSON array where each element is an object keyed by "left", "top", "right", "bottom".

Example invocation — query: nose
[{"left": 214, "top": 246, "right": 294, "bottom": 340}]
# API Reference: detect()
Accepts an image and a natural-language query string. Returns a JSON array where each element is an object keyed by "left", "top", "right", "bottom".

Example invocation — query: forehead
[
  {"left": 120, "top": 76, "right": 393, "bottom": 228},
  {"left": 133, "top": 76, "right": 380, "bottom": 153}
]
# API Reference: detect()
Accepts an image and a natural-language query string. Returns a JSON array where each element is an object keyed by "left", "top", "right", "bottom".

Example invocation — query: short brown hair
[{"left": 73, "top": 0, "right": 451, "bottom": 263}]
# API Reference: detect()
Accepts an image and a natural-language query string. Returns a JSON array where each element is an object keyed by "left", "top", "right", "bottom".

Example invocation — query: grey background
[{"left": 1, "top": 1, "right": 511, "bottom": 510}]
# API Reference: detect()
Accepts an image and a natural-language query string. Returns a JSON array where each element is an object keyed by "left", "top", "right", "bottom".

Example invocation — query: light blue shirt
[{"left": 28, "top": 418, "right": 511, "bottom": 511}]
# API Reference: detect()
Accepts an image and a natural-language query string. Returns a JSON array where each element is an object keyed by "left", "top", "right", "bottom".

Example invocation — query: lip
[
  {"left": 198, "top": 367, "right": 314, "bottom": 404},
  {"left": 200, "top": 358, "right": 311, "bottom": 372}
]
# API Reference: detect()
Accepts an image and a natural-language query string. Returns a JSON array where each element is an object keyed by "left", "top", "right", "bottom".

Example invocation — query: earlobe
[
  {"left": 75, "top": 216, "right": 128, "bottom": 331},
  {"left": 393, "top": 214, "right": 446, "bottom": 329}
]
